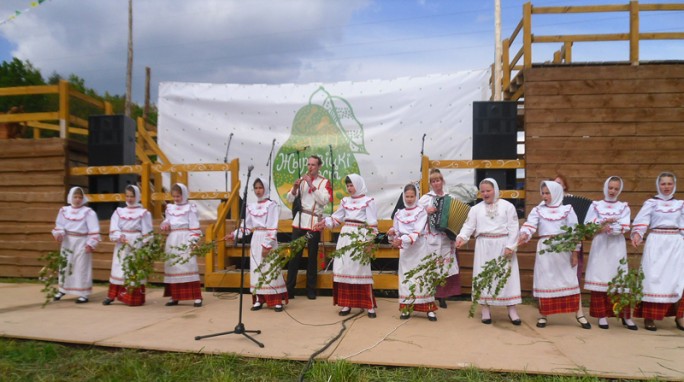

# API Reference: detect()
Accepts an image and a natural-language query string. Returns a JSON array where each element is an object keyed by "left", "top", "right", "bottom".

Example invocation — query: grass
[{"left": 0, "top": 338, "right": 662, "bottom": 382}]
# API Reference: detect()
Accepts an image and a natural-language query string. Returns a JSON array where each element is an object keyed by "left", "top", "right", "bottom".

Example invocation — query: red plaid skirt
[
  {"left": 538, "top": 294, "right": 580, "bottom": 316},
  {"left": 678, "top": 298, "right": 684, "bottom": 319},
  {"left": 589, "top": 291, "right": 630, "bottom": 319},
  {"left": 333, "top": 282, "right": 377, "bottom": 309},
  {"left": 253, "top": 293, "right": 288, "bottom": 307},
  {"left": 634, "top": 299, "right": 682, "bottom": 320},
  {"left": 107, "top": 284, "right": 145, "bottom": 306},
  {"left": 435, "top": 274, "right": 461, "bottom": 298},
  {"left": 400, "top": 302, "right": 438, "bottom": 313},
  {"left": 164, "top": 281, "right": 202, "bottom": 301}
]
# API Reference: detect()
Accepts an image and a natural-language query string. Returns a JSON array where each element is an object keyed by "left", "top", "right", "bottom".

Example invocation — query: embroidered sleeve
[
  {"left": 109, "top": 209, "right": 122, "bottom": 242},
  {"left": 188, "top": 204, "right": 202, "bottom": 242},
  {"left": 610, "top": 203, "right": 631, "bottom": 236},
  {"left": 85, "top": 209, "right": 101, "bottom": 249},
  {"left": 327, "top": 201, "right": 346, "bottom": 228},
  {"left": 631, "top": 199, "right": 654, "bottom": 239},
  {"left": 366, "top": 198, "right": 379, "bottom": 232},
  {"left": 52, "top": 207, "right": 66, "bottom": 239},
  {"left": 505, "top": 202, "right": 520, "bottom": 250},
  {"left": 312, "top": 178, "right": 332, "bottom": 207},
  {"left": 519, "top": 207, "right": 539, "bottom": 242},
  {"left": 457, "top": 204, "right": 478, "bottom": 242},
  {"left": 262, "top": 201, "right": 280, "bottom": 249}
]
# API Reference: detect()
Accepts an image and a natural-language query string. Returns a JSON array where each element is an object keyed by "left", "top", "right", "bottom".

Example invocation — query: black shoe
[
  {"left": 400, "top": 312, "right": 410, "bottom": 320},
  {"left": 576, "top": 315, "right": 592, "bottom": 329},
  {"left": 367, "top": 312, "right": 377, "bottom": 319},
  {"left": 287, "top": 290, "right": 295, "bottom": 299},
  {"left": 165, "top": 300, "right": 179, "bottom": 306},
  {"left": 536, "top": 317, "right": 547, "bottom": 328},
  {"left": 307, "top": 290, "right": 317, "bottom": 300},
  {"left": 621, "top": 318, "right": 638, "bottom": 331},
  {"left": 508, "top": 315, "right": 522, "bottom": 326},
  {"left": 193, "top": 301, "right": 203, "bottom": 308},
  {"left": 53, "top": 292, "right": 65, "bottom": 301},
  {"left": 599, "top": 323, "right": 609, "bottom": 329},
  {"left": 274, "top": 305, "right": 283, "bottom": 312},
  {"left": 75, "top": 297, "right": 88, "bottom": 304},
  {"left": 338, "top": 308, "right": 351, "bottom": 316},
  {"left": 250, "top": 303, "right": 262, "bottom": 311},
  {"left": 481, "top": 318, "right": 492, "bottom": 325},
  {"left": 676, "top": 318, "right": 684, "bottom": 331},
  {"left": 427, "top": 312, "right": 437, "bottom": 322},
  {"left": 644, "top": 319, "right": 657, "bottom": 331},
  {"left": 438, "top": 298, "right": 447, "bottom": 309},
  {"left": 102, "top": 298, "right": 113, "bottom": 306}
]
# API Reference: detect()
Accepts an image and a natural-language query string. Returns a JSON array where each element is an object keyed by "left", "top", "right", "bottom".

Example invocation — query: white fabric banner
[{"left": 158, "top": 70, "right": 490, "bottom": 219}]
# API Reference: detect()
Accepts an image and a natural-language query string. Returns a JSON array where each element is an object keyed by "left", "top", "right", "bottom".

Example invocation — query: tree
[{"left": 0, "top": 58, "right": 47, "bottom": 112}]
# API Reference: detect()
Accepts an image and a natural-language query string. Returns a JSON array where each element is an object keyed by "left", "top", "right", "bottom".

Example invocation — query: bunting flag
[{"left": 0, "top": 0, "right": 51, "bottom": 27}]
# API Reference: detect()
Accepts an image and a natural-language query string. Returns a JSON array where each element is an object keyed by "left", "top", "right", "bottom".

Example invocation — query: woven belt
[{"left": 478, "top": 233, "right": 507, "bottom": 238}]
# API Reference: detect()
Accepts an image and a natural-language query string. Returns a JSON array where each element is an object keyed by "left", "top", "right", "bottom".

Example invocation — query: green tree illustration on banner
[{"left": 274, "top": 86, "right": 367, "bottom": 213}]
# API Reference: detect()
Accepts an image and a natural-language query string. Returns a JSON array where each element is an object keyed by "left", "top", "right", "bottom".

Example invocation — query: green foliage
[
  {"left": 37, "top": 249, "right": 73, "bottom": 307},
  {"left": 254, "top": 235, "right": 308, "bottom": 290},
  {"left": 0, "top": 58, "right": 48, "bottom": 113},
  {"left": 469, "top": 256, "right": 512, "bottom": 318},
  {"left": 607, "top": 257, "right": 644, "bottom": 319},
  {"left": 401, "top": 252, "right": 449, "bottom": 314},
  {"left": 328, "top": 226, "right": 382, "bottom": 266},
  {"left": 539, "top": 222, "right": 604, "bottom": 254}
]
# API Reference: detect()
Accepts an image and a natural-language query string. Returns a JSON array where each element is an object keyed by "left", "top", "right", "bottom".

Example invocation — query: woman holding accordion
[
  {"left": 418, "top": 169, "right": 460, "bottom": 308},
  {"left": 456, "top": 178, "right": 521, "bottom": 325}
]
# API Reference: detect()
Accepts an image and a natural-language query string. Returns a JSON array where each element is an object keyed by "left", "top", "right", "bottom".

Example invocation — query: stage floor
[{"left": 0, "top": 282, "right": 682, "bottom": 380}]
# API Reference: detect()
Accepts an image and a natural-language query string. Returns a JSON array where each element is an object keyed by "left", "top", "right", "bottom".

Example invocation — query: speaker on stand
[
  {"left": 472, "top": 101, "right": 522, "bottom": 216},
  {"left": 87, "top": 115, "right": 138, "bottom": 220}
]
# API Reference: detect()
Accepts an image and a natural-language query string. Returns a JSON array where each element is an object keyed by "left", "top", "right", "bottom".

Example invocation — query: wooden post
[
  {"left": 420, "top": 155, "right": 430, "bottom": 195},
  {"left": 104, "top": 101, "right": 113, "bottom": 115},
  {"left": 141, "top": 162, "right": 151, "bottom": 210},
  {"left": 553, "top": 50, "right": 561, "bottom": 63},
  {"left": 523, "top": 2, "right": 532, "bottom": 68},
  {"left": 58, "top": 80, "right": 69, "bottom": 139},
  {"left": 563, "top": 41, "right": 573, "bottom": 63},
  {"left": 493, "top": 0, "right": 502, "bottom": 101},
  {"left": 502, "top": 38, "right": 511, "bottom": 92},
  {"left": 629, "top": 0, "right": 639, "bottom": 65},
  {"left": 144, "top": 67, "right": 151, "bottom": 121}
]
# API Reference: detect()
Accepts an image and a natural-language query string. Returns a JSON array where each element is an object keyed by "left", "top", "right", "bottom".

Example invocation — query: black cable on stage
[{"left": 297, "top": 310, "right": 363, "bottom": 382}]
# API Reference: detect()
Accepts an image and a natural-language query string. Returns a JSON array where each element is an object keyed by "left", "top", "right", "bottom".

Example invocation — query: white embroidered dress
[
  {"left": 632, "top": 198, "right": 684, "bottom": 303},
  {"left": 108, "top": 205, "right": 153, "bottom": 286},
  {"left": 419, "top": 191, "right": 458, "bottom": 278},
  {"left": 324, "top": 189, "right": 378, "bottom": 286},
  {"left": 51, "top": 190, "right": 100, "bottom": 297},
  {"left": 394, "top": 205, "right": 431, "bottom": 305},
  {"left": 458, "top": 192, "right": 521, "bottom": 306},
  {"left": 520, "top": 181, "right": 581, "bottom": 299},
  {"left": 162, "top": 202, "right": 202, "bottom": 284},
  {"left": 583, "top": 200, "right": 631, "bottom": 292}
]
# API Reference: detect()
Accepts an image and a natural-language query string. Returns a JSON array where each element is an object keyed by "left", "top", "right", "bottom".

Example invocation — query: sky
[{"left": 1, "top": 0, "right": 682, "bottom": 104}]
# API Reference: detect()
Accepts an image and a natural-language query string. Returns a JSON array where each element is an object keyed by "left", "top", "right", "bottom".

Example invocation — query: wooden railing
[
  {"left": 0, "top": 80, "right": 113, "bottom": 138},
  {"left": 421, "top": 156, "right": 526, "bottom": 199},
  {"left": 499, "top": 1, "right": 684, "bottom": 100}
]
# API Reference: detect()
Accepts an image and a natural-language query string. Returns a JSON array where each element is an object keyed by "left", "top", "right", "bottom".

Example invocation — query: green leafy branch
[
  {"left": 401, "top": 252, "right": 449, "bottom": 315},
  {"left": 328, "top": 226, "right": 382, "bottom": 266},
  {"left": 38, "top": 248, "right": 73, "bottom": 307},
  {"left": 469, "top": 256, "right": 512, "bottom": 318},
  {"left": 254, "top": 235, "right": 309, "bottom": 290},
  {"left": 539, "top": 222, "right": 604, "bottom": 254},
  {"left": 607, "top": 257, "right": 644, "bottom": 319}
]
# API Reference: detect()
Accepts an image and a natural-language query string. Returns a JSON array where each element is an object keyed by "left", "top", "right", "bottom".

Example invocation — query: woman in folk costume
[
  {"left": 160, "top": 183, "right": 203, "bottom": 307},
  {"left": 583, "top": 176, "right": 637, "bottom": 330},
  {"left": 631, "top": 172, "right": 684, "bottom": 332},
  {"left": 389, "top": 183, "right": 437, "bottom": 321},
  {"left": 227, "top": 177, "right": 287, "bottom": 312},
  {"left": 418, "top": 169, "right": 460, "bottom": 308},
  {"left": 51, "top": 187, "right": 100, "bottom": 303},
  {"left": 518, "top": 180, "right": 591, "bottom": 329},
  {"left": 103, "top": 185, "right": 153, "bottom": 306},
  {"left": 456, "top": 178, "right": 522, "bottom": 325},
  {"left": 315, "top": 174, "right": 378, "bottom": 318}
]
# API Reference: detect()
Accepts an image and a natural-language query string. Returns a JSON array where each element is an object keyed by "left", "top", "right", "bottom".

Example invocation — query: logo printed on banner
[{"left": 274, "top": 87, "right": 366, "bottom": 212}]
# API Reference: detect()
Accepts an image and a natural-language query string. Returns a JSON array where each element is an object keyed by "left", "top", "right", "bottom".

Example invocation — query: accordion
[
  {"left": 430, "top": 195, "right": 471, "bottom": 241},
  {"left": 563, "top": 195, "right": 593, "bottom": 223}
]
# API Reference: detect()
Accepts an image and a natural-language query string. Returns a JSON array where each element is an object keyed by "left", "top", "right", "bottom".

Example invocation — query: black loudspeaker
[
  {"left": 473, "top": 101, "right": 523, "bottom": 216},
  {"left": 88, "top": 115, "right": 137, "bottom": 220}
]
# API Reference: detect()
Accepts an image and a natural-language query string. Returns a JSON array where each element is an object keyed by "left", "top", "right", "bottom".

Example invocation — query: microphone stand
[
  {"left": 195, "top": 166, "right": 264, "bottom": 348},
  {"left": 328, "top": 144, "right": 334, "bottom": 215},
  {"left": 224, "top": 133, "right": 234, "bottom": 196},
  {"left": 266, "top": 139, "right": 276, "bottom": 199}
]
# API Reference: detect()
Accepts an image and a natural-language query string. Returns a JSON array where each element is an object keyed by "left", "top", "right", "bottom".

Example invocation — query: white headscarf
[
  {"left": 346, "top": 174, "right": 367, "bottom": 197},
  {"left": 67, "top": 186, "right": 88, "bottom": 207},
  {"left": 656, "top": 172, "right": 676, "bottom": 201},
  {"left": 402, "top": 183, "right": 420, "bottom": 208},
  {"left": 603, "top": 176, "right": 623, "bottom": 202},
  {"left": 479, "top": 177, "right": 500, "bottom": 204},
  {"left": 254, "top": 177, "right": 270, "bottom": 202},
  {"left": 126, "top": 185, "right": 142, "bottom": 207},
  {"left": 173, "top": 183, "right": 189, "bottom": 204},
  {"left": 541, "top": 180, "right": 563, "bottom": 207}
]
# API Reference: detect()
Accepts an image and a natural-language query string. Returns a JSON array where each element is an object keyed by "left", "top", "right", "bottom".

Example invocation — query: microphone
[
  {"left": 247, "top": 165, "right": 254, "bottom": 175},
  {"left": 224, "top": 133, "right": 234, "bottom": 163}
]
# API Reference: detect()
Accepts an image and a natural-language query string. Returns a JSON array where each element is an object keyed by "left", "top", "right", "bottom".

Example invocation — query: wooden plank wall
[{"left": 521, "top": 63, "right": 684, "bottom": 265}]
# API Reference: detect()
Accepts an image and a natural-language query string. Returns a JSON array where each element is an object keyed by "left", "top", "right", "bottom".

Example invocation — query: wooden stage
[{"left": 1, "top": 282, "right": 682, "bottom": 381}]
